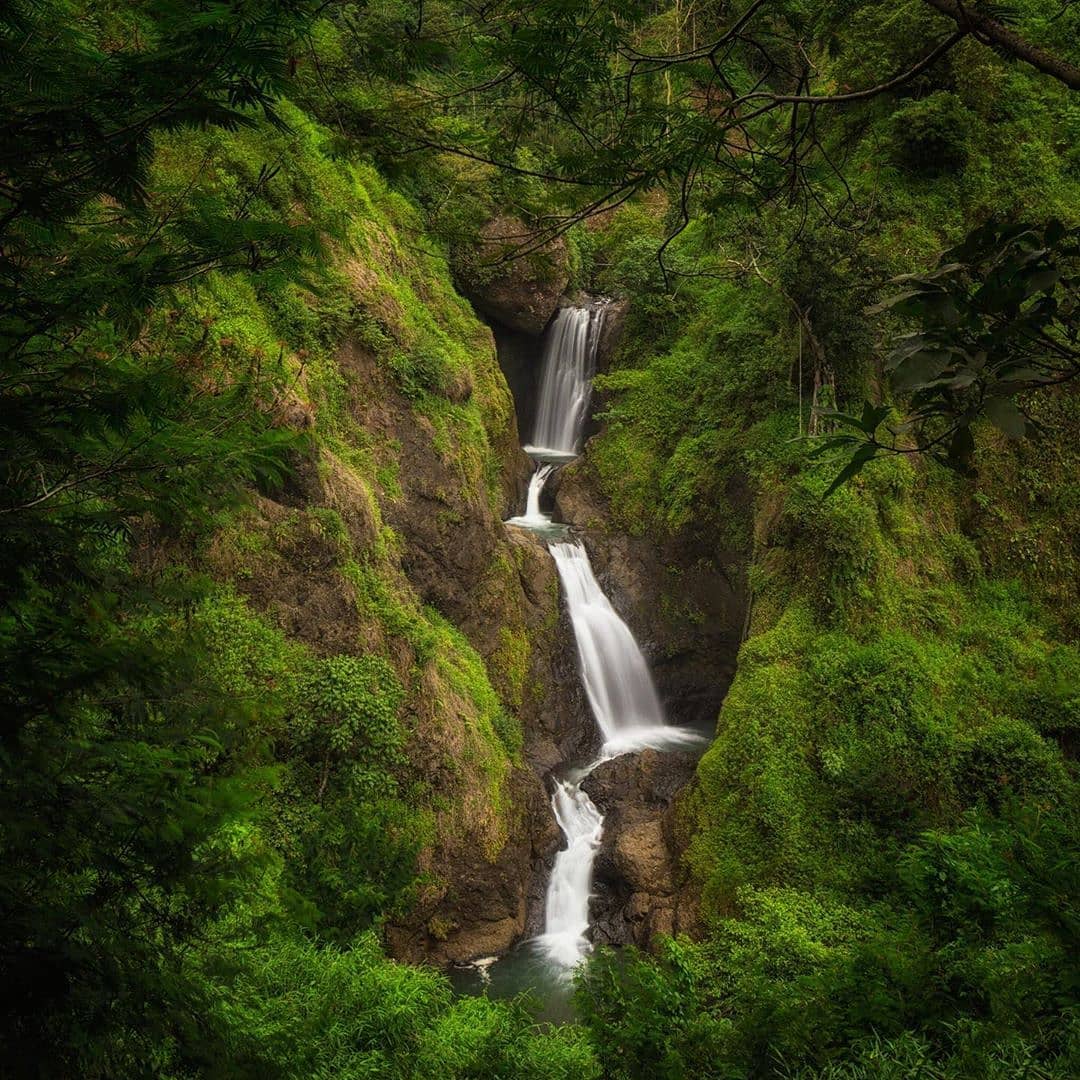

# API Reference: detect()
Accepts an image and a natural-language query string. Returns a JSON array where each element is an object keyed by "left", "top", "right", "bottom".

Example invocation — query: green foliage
[
  {"left": 777, "top": 228, "right": 878, "bottom": 404},
  {"left": 891, "top": 91, "right": 976, "bottom": 175},
  {"left": 0, "top": 0, "right": 334, "bottom": 1067},
  {"left": 295, "top": 654, "right": 406, "bottom": 767},
  {"left": 427, "top": 608, "right": 523, "bottom": 759},
  {"left": 4, "top": 0, "right": 1080, "bottom": 1076},
  {"left": 0, "top": 577, "right": 283, "bottom": 1074},
  {"left": 816, "top": 219, "right": 1080, "bottom": 490},
  {"left": 581, "top": 120, "right": 1080, "bottom": 1077},
  {"left": 576, "top": 941, "right": 731, "bottom": 1080},
  {"left": 279, "top": 653, "right": 422, "bottom": 937},
  {"left": 590, "top": 263, "right": 789, "bottom": 540},
  {"left": 193, "top": 933, "right": 599, "bottom": 1079},
  {"left": 582, "top": 805, "right": 1080, "bottom": 1079}
]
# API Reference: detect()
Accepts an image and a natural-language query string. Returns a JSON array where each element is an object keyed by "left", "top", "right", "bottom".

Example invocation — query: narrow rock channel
[{"left": 484, "top": 301, "right": 705, "bottom": 989}]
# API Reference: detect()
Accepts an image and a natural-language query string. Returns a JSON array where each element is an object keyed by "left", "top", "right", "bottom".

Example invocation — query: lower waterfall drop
[{"left": 536, "top": 779, "right": 604, "bottom": 968}]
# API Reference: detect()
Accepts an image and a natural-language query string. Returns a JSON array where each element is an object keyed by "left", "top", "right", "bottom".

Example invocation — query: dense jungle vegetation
[{"left": 2, "top": 1, "right": 1078, "bottom": 1077}]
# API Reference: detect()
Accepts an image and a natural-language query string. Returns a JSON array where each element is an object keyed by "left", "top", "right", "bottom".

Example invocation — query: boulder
[
  {"left": 455, "top": 215, "right": 569, "bottom": 335},
  {"left": 583, "top": 749, "right": 704, "bottom": 951},
  {"left": 581, "top": 749, "right": 699, "bottom": 813},
  {"left": 614, "top": 819, "right": 673, "bottom": 895}
]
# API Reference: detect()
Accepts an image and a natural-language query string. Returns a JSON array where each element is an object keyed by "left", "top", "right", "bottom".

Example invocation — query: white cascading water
[
  {"left": 548, "top": 541, "right": 702, "bottom": 761},
  {"left": 503, "top": 301, "right": 701, "bottom": 972},
  {"left": 525, "top": 306, "right": 605, "bottom": 459},
  {"left": 540, "top": 780, "right": 604, "bottom": 967},
  {"left": 504, "top": 463, "right": 555, "bottom": 531}
]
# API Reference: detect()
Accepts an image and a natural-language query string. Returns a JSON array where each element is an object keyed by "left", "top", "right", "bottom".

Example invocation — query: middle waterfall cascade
[
  {"left": 504, "top": 463, "right": 556, "bottom": 533},
  {"left": 549, "top": 540, "right": 665, "bottom": 743},
  {"left": 504, "top": 300, "right": 703, "bottom": 974},
  {"left": 549, "top": 541, "right": 704, "bottom": 760}
]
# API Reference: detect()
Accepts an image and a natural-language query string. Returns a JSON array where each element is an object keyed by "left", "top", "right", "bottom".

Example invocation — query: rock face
[
  {"left": 581, "top": 750, "right": 703, "bottom": 948},
  {"left": 331, "top": 340, "right": 598, "bottom": 964},
  {"left": 386, "top": 766, "right": 562, "bottom": 965},
  {"left": 455, "top": 215, "right": 570, "bottom": 335},
  {"left": 210, "top": 320, "right": 604, "bottom": 967}
]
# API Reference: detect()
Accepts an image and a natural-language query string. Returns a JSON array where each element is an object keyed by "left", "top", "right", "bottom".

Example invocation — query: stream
[{"left": 452, "top": 301, "right": 703, "bottom": 1014}]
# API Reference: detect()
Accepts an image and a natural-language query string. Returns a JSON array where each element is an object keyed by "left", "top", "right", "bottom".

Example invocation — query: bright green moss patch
[
  {"left": 427, "top": 608, "right": 522, "bottom": 761},
  {"left": 493, "top": 626, "right": 530, "bottom": 711}
]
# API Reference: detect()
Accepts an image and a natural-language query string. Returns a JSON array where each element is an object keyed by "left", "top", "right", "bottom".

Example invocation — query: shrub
[
  {"left": 891, "top": 92, "right": 975, "bottom": 175},
  {"left": 294, "top": 654, "right": 406, "bottom": 764}
]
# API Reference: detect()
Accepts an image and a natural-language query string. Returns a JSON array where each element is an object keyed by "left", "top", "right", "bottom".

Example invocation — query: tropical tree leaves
[{"left": 817, "top": 219, "right": 1079, "bottom": 493}]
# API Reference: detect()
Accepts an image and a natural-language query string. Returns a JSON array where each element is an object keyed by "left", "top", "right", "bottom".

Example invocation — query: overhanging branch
[{"left": 922, "top": 0, "right": 1080, "bottom": 89}]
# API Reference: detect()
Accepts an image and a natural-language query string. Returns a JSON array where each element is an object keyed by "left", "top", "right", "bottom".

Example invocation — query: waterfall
[
  {"left": 504, "top": 300, "right": 701, "bottom": 973},
  {"left": 526, "top": 465, "right": 553, "bottom": 519},
  {"left": 505, "top": 463, "right": 555, "bottom": 532},
  {"left": 549, "top": 541, "right": 701, "bottom": 762},
  {"left": 506, "top": 302, "right": 605, "bottom": 537},
  {"left": 536, "top": 780, "right": 604, "bottom": 967},
  {"left": 537, "top": 542, "right": 700, "bottom": 969},
  {"left": 524, "top": 305, "right": 605, "bottom": 459},
  {"left": 549, "top": 540, "right": 664, "bottom": 742}
]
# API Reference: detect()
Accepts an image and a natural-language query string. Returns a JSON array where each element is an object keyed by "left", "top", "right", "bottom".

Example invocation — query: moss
[
  {"left": 203, "top": 507, "right": 277, "bottom": 580},
  {"left": 493, "top": 626, "right": 530, "bottom": 711},
  {"left": 342, "top": 558, "right": 438, "bottom": 661},
  {"left": 687, "top": 446, "right": 1079, "bottom": 926},
  {"left": 427, "top": 608, "right": 522, "bottom": 761},
  {"left": 164, "top": 96, "right": 528, "bottom": 893},
  {"left": 307, "top": 507, "right": 351, "bottom": 559}
]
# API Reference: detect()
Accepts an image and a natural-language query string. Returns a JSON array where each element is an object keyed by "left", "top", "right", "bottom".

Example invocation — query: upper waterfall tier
[{"left": 524, "top": 305, "right": 606, "bottom": 458}]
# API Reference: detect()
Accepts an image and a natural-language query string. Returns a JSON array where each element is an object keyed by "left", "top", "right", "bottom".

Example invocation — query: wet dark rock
[
  {"left": 386, "top": 766, "right": 558, "bottom": 964},
  {"left": 525, "top": 738, "right": 564, "bottom": 776},
  {"left": 593, "top": 297, "right": 629, "bottom": 376},
  {"left": 581, "top": 748, "right": 699, "bottom": 813},
  {"left": 583, "top": 749, "right": 703, "bottom": 950}
]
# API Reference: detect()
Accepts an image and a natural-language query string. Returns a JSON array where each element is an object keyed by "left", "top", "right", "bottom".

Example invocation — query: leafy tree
[
  {"left": 815, "top": 219, "right": 1080, "bottom": 490},
  {"left": 0, "top": 0, "right": 329, "bottom": 1069}
]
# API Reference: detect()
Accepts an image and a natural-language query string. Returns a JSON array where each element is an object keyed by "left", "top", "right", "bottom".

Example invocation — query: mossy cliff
[
  {"left": 568, "top": 187, "right": 1079, "bottom": 1073},
  {"left": 142, "top": 101, "right": 590, "bottom": 966}
]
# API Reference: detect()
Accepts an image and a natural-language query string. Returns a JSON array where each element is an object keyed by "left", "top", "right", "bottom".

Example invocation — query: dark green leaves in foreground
[
  {"left": 0, "top": 1, "right": 325, "bottom": 1071},
  {"left": 816, "top": 219, "right": 1080, "bottom": 493}
]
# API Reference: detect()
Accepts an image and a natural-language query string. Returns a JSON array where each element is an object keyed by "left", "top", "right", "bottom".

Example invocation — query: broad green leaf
[
  {"left": 893, "top": 350, "right": 952, "bottom": 390},
  {"left": 984, "top": 396, "right": 1027, "bottom": 438},
  {"left": 823, "top": 443, "right": 878, "bottom": 499}
]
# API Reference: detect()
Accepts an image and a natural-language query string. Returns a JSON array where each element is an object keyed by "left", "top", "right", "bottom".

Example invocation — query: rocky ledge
[{"left": 581, "top": 748, "right": 703, "bottom": 949}]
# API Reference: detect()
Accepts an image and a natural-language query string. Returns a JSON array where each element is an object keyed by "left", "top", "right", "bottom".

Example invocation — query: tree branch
[
  {"left": 922, "top": 0, "right": 1080, "bottom": 90},
  {"left": 737, "top": 31, "right": 966, "bottom": 109}
]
